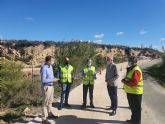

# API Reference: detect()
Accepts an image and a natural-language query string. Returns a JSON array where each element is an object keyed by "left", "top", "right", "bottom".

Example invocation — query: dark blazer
[{"left": 105, "top": 64, "right": 119, "bottom": 86}]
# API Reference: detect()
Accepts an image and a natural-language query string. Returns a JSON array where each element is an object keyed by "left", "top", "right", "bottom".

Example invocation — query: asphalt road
[{"left": 141, "top": 59, "right": 165, "bottom": 124}]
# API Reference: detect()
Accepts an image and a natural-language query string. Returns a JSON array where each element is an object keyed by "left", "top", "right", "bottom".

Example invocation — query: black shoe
[
  {"left": 109, "top": 110, "right": 116, "bottom": 116},
  {"left": 105, "top": 107, "right": 113, "bottom": 110},
  {"left": 90, "top": 104, "right": 95, "bottom": 108},
  {"left": 58, "top": 104, "right": 63, "bottom": 110},
  {"left": 126, "top": 120, "right": 133, "bottom": 124},
  {"left": 42, "top": 119, "right": 51, "bottom": 124},
  {"left": 81, "top": 104, "right": 86, "bottom": 109},
  {"left": 48, "top": 113, "right": 59, "bottom": 119},
  {"left": 64, "top": 103, "right": 71, "bottom": 108}
]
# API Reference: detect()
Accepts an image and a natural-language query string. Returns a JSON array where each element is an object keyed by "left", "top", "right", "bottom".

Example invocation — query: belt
[{"left": 42, "top": 83, "right": 53, "bottom": 86}]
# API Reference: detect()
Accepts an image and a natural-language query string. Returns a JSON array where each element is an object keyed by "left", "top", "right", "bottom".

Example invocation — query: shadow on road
[
  {"left": 53, "top": 102, "right": 129, "bottom": 115},
  {"left": 31, "top": 120, "right": 41, "bottom": 123},
  {"left": 55, "top": 115, "right": 127, "bottom": 124},
  {"left": 53, "top": 102, "right": 109, "bottom": 114}
]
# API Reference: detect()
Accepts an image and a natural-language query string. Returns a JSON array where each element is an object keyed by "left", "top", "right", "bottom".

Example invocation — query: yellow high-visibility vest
[
  {"left": 82, "top": 66, "right": 95, "bottom": 85},
  {"left": 124, "top": 66, "right": 143, "bottom": 94},
  {"left": 59, "top": 64, "right": 73, "bottom": 83}
]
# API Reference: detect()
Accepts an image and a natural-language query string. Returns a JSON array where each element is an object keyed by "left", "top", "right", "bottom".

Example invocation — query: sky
[{"left": 0, "top": 0, "right": 165, "bottom": 50}]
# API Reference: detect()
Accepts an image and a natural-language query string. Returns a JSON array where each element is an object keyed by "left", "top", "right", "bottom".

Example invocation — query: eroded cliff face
[
  {"left": 0, "top": 41, "right": 56, "bottom": 66},
  {"left": 96, "top": 47, "right": 141, "bottom": 57},
  {"left": 0, "top": 40, "right": 160, "bottom": 67}
]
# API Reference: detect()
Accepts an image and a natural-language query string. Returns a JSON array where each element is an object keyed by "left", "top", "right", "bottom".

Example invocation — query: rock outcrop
[{"left": 0, "top": 41, "right": 56, "bottom": 66}]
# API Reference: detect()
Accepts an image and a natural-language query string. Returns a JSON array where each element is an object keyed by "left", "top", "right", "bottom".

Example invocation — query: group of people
[{"left": 40, "top": 55, "right": 143, "bottom": 124}]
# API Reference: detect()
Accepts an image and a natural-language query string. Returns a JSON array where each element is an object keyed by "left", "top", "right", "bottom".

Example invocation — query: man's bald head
[{"left": 107, "top": 56, "right": 113, "bottom": 64}]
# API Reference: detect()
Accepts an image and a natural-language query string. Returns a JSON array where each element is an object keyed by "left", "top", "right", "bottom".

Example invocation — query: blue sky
[{"left": 0, "top": 0, "right": 165, "bottom": 49}]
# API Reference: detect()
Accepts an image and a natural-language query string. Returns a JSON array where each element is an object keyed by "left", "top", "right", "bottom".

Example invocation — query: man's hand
[
  {"left": 53, "top": 78, "right": 60, "bottom": 83},
  {"left": 105, "top": 80, "right": 108, "bottom": 82},
  {"left": 121, "top": 79, "right": 125, "bottom": 83},
  {"left": 105, "top": 80, "right": 111, "bottom": 85},
  {"left": 108, "top": 80, "right": 112, "bottom": 85},
  {"left": 72, "top": 77, "right": 74, "bottom": 81},
  {"left": 58, "top": 80, "right": 61, "bottom": 87}
]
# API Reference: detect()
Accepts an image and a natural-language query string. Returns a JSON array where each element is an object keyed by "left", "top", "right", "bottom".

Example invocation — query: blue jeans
[{"left": 60, "top": 83, "right": 72, "bottom": 105}]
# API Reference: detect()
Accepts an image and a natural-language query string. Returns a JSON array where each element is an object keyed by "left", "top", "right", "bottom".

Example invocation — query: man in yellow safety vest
[
  {"left": 122, "top": 56, "right": 143, "bottom": 124},
  {"left": 57, "top": 57, "right": 74, "bottom": 110},
  {"left": 81, "top": 58, "right": 96, "bottom": 109}
]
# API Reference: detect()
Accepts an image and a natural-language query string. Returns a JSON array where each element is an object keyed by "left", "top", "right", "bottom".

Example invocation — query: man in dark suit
[{"left": 105, "top": 56, "right": 119, "bottom": 116}]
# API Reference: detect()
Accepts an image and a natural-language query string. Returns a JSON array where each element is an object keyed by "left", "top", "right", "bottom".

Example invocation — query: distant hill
[{"left": 0, "top": 40, "right": 160, "bottom": 67}]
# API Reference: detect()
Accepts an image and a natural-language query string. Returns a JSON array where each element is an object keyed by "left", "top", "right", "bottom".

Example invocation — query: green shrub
[
  {"left": 113, "top": 56, "right": 125, "bottom": 63},
  {"left": 94, "top": 54, "right": 107, "bottom": 70},
  {"left": 162, "top": 54, "right": 165, "bottom": 66},
  {"left": 0, "top": 105, "right": 29, "bottom": 122},
  {"left": 148, "top": 54, "right": 165, "bottom": 87},
  {"left": 0, "top": 60, "right": 42, "bottom": 108},
  {"left": 2, "top": 110, "right": 21, "bottom": 122}
]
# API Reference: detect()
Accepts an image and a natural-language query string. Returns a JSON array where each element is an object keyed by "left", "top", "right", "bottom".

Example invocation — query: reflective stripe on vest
[
  {"left": 60, "top": 64, "right": 73, "bottom": 83},
  {"left": 82, "top": 66, "right": 95, "bottom": 85},
  {"left": 124, "top": 66, "right": 143, "bottom": 94}
]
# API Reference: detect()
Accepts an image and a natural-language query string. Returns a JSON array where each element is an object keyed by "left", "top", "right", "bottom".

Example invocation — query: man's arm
[
  {"left": 129, "top": 70, "right": 141, "bottom": 86},
  {"left": 105, "top": 65, "right": 108, "bottom": 82},
  {"left": 94, "top": 69, "right": 97, "bottom": 79},
  {"left": 71, "top": 69, "right": 74, "bottom": 81},
  {"left": 82, "top": 69, "right": 85, "bottom": 76},
  {"left": 122, "top": 70, "right": 141, "bottom": 87},
  {"left": 56, "top": 66, "right": 61, "bottom": 79}
]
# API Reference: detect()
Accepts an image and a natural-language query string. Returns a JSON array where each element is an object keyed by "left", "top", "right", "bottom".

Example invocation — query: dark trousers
[
  {"left": 107, "top": 85, "right": 118, "bottom": 110},
  {"left": 83, "top": 84, "right": 94, "bottom": 105},
  {"left": 60, "top": 83, "right": 72, "bottom": 105},
  {"left": 127, "top": 93, "right": 142, "bottom": 124}
]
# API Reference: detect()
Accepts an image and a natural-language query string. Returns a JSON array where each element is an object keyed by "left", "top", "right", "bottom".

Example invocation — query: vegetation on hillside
[
  {"left": 148, "top": 53, "right": 165, "bottom": 87},
  {"left": 54, "top": 42, "right": 105, "bottom": 72}
]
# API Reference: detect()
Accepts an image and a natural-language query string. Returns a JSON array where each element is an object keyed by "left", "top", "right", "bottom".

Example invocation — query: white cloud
[
  {"left": 94, "top": 33, "right": 104, "bottom": 39},
  {"left": 94, "top": 39, "right": 103, "bottom": 44},
  {"left": 24, "top": 17, "right": 34, "bottom": 21},
  {"left": 116, "top": 32, "right": 124, "bottom": 36},
  {"left": 160, "top": 37, "right": 165, "bottom": 42},
  {"left": 139, "top": 30, "right": 147, "bottom": 35}
]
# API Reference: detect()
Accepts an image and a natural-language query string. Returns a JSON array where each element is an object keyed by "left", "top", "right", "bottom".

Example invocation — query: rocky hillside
[{"left": 0, "top": 40, "right": 160, "bottom": 67}]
